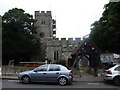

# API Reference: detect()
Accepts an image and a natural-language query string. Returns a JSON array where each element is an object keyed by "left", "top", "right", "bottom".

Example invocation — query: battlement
[
  {"left": 75, "top": 38, "right": 81, "bottom": 41},
  {"left": 68, "top": 38, "right": 73, "bottom": 41},
  {"left": 51, "top": 37, "right": 81, "bottom": 41},
  {"left": 45, "top": 37, "right": 81, "bottom": 45},
  {"left": 61, "top": 38, "right": 66, "bottom": 40},
  {"left": 35, "top": 11, "right": 51, "bottom": 17},
  {"left": 58, "top": 38, "right": 81, "bottom": 41},
  {"left": 42, "top": 37, "right": 81, "bottom": 42}
]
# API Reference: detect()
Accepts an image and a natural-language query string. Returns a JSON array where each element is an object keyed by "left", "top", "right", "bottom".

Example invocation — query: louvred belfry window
[{"left": 41, "top": 19, "right": 45, "bottom": 24}]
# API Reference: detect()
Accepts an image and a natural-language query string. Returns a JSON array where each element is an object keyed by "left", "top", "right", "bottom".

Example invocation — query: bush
[{"left": 80, "top": 67, "right": 90, "bottom": 73}]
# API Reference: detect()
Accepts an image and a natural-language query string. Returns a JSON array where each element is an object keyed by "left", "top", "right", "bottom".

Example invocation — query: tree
[
  {"left": 89, "top": 2, "right": 120, "bottom": 54},
  {"left": 2, "top": 8, "right": 40, "bottom": 65}
]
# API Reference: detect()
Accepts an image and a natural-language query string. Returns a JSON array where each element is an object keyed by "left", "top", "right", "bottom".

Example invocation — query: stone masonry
[{"left": 34, "top": 11, "right": 81, "bottom": 63}]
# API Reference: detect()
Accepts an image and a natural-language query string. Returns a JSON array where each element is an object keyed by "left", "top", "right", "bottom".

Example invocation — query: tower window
[
  {"left": 39, "top": 32, "right": 45, "bottom": 38},
  {"left": 53, "top": 31, "right": 56, "bottom": 34},
  {"left": 41, "top": 19, "right": 45, "bottom": 24}
]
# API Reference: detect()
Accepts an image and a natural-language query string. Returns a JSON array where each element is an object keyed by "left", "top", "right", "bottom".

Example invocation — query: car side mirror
[{"left": 34, "top": 69, "right": 37, "bottom": 72}]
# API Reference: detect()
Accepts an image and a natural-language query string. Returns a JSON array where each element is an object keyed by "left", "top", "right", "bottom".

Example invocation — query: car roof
[
  {"left": 45, "top": 64, "right": 63, "bottom": 65},
  {"left": 41, "top": 64, "right": 64, "bottom": 66}
]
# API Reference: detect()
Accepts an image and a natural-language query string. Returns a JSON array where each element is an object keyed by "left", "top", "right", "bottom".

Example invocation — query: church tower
[
  {"left": 34, "top": 11, "right": 56, "bottom": 61},
  {"left": 34, "top": 11, "right": 56, "bottom": 39}
]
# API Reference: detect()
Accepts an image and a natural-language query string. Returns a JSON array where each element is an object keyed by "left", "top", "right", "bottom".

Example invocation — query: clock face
[{"left": 39, "top": 32, "right": 45, "bottom": 38}]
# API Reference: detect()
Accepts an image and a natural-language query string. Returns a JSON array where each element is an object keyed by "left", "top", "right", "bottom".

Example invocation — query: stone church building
[{"left": 33, "top": 11, "right": 81, "bottom": 63}]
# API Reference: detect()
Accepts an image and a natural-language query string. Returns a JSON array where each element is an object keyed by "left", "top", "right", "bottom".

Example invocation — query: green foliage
[
  {"left": 2, "top": 8, "right": 40, "bottom": 65},
  {"left": 80, "top": 67, "right": 90, "bottom": 73},
  {"left": 89, "top": 2, "right": 120, "bottom": 54}
]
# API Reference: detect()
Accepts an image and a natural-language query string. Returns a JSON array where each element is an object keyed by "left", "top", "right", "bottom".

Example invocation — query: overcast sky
[{"left": 0, "top": 0, "right": 110, "bottom": 39}]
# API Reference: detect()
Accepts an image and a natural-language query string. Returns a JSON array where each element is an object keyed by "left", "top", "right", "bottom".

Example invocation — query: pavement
[
  {"left": 0, "top": 70, "right": 103, "bottom": 82},
  {"left": 73, "top": 70, "right": 103, "bottom": 82}
]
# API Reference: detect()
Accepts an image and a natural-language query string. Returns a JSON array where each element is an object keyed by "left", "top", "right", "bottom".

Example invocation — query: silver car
[
  {"left": 18, "top": 64, "right": 73, "bottom": 85},
  {"left": 103, "top": 64, "right": 120, "bottom": 85}
]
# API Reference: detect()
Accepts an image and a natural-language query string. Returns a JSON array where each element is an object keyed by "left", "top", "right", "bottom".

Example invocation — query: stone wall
[
  {"left": 45, "top": 37, "right": 81, "bottom": 62},
  {"left": 1, "top": 66, "right": 34, "bottom": 76}
]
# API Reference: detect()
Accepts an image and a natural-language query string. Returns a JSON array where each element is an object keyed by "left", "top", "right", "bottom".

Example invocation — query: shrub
[{"left": 80, "top": 67, "right": 90, "bottom": 73}]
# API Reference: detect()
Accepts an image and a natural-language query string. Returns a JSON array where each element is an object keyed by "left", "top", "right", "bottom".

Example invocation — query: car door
[
  {"left": 46, "top": 65, "right": 61, "bottom": 82},
  {"left": 31, "top": 65, "right": 48, "bottom": 82}
]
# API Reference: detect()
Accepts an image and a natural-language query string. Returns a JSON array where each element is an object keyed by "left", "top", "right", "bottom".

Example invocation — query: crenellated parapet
[
  {"left": 35, "top": 11, "right": 51, "bottom": 17},
  {"left": 46, "top": 37, "right": 81, "bottom": 47}
]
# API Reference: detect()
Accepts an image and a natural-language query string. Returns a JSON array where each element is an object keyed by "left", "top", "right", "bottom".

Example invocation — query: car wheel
[
  {"left": 58, "top": 77, "right": 67, "bottom": 86},
  {"left": 22, "top": 75, "right": 30, "bottom": 84},
  {"left": 113, "top": 76, "right": 120, "bottom": 86}
]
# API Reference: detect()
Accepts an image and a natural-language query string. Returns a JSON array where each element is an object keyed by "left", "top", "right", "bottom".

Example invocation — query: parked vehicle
[
  {"left": 103, "top": 64, "right": 120, "bottom": 86},
  {"left": 18, "top": 64, "right": 73, "bottom": 85}
]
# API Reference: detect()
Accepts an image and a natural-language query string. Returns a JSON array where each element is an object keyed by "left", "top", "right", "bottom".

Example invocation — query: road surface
[{"left": 1, "top": 79, "right": 120, "bottom": 90}]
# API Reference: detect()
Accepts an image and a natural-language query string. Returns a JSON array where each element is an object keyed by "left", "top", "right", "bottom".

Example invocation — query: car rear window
[
  {"left": 105, "top": 64, "right": 116, "bottom": 69},
  {"left": 114, "top": 66, "right": 120, "bottom": 71}
]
